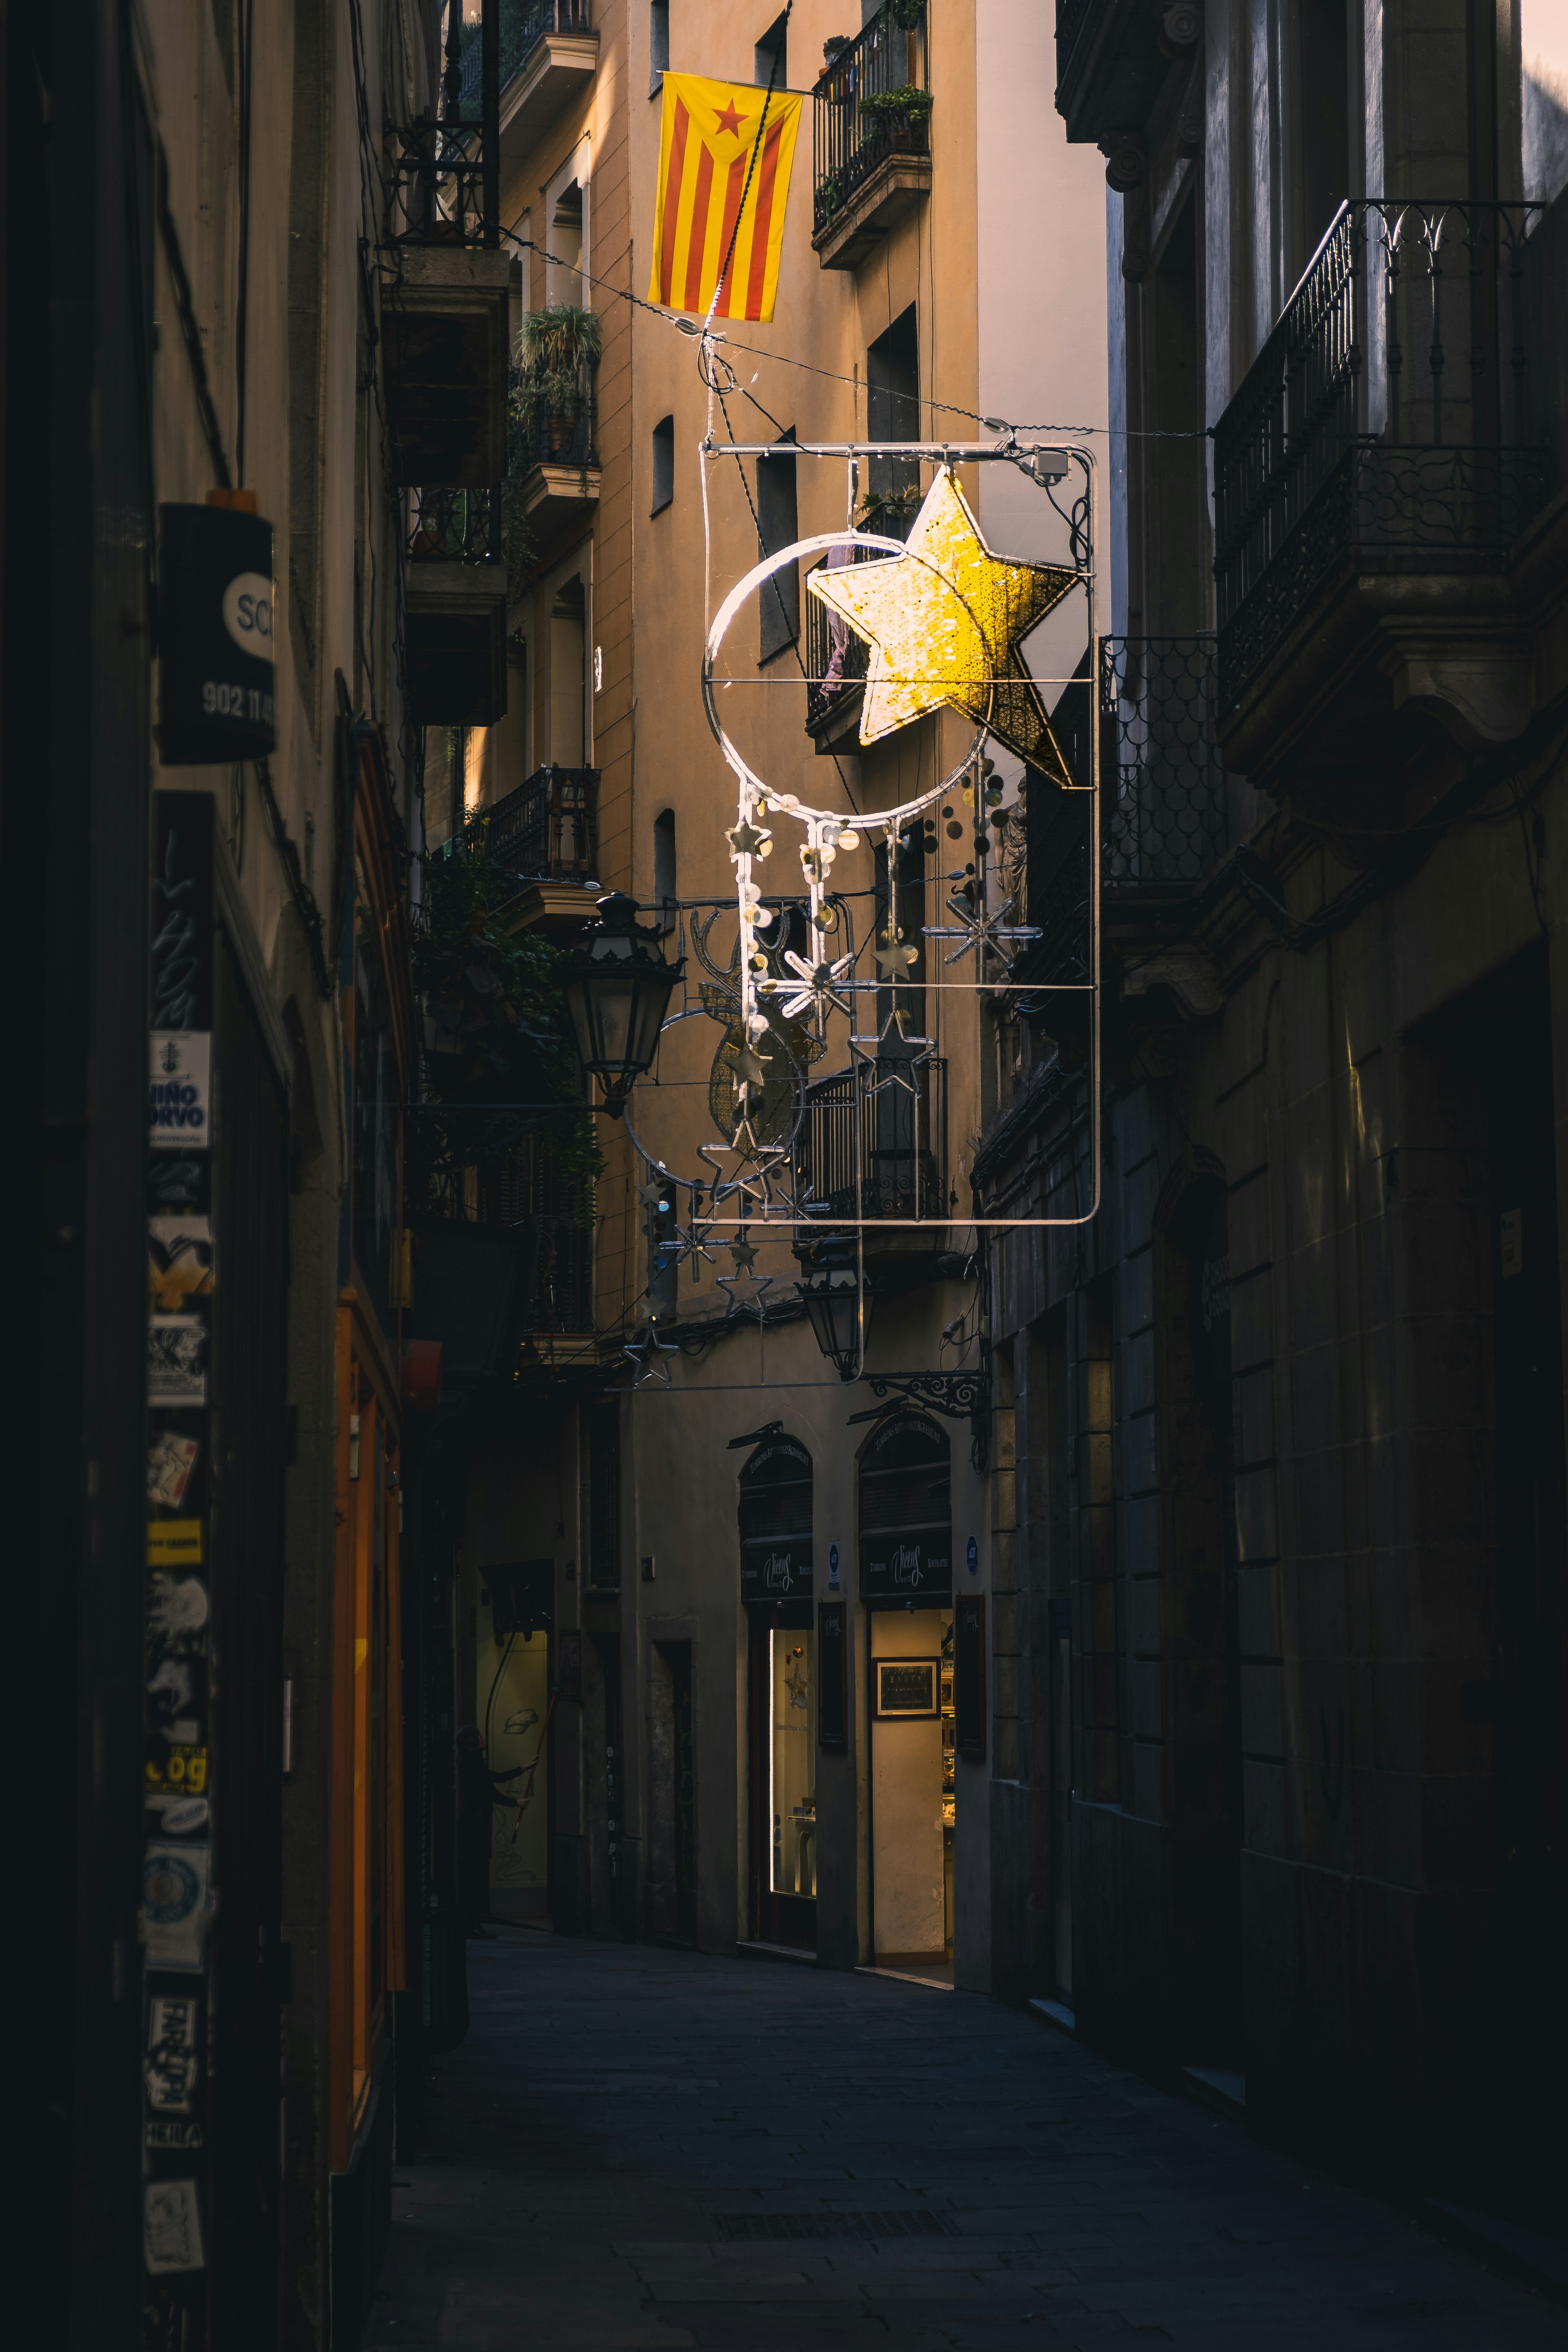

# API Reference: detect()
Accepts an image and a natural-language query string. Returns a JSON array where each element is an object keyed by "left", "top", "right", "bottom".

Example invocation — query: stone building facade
[{"left": 971, "top": 0, "right": 1568, "bottom": 2219}]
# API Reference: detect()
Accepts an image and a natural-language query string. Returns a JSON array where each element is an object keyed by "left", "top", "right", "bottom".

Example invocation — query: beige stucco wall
[{"left": 470, "top": 0, "right": 1110, "bottom": 1979}]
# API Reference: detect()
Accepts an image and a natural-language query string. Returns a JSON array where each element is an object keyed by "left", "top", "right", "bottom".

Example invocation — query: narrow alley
[{"left": 372, "top": 1938, "right": 1566, "bottom": 2351}]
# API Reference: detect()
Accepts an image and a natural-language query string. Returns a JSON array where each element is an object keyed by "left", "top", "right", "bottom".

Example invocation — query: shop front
[
  {"left": 859, "top": 1413, "right": 955, "bottom": 1971},
  {"left": 740, "top": 1434, "right": 817, "bottom": 1953}
]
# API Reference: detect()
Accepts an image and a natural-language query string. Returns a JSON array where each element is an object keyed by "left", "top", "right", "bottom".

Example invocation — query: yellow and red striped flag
[{"left": 647, "top": 72, "right": 803, "bottom": 323}]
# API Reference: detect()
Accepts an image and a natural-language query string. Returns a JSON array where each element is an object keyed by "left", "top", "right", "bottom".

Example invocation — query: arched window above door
[
  {"left": 739, "top": 1434, "right": 813, "bottom": 1605},
  {"left": 858, "top": 1411, "right": 952, "bottom": 1604}
]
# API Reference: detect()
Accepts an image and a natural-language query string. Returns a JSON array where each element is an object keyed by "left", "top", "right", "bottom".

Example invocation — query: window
[
  {"left": 653, "top": 807, "right": 677, "bottom": 931},
  {"left": 858, "top": 1412, "right": 952, "bottom": 1603},
  {"left": 550, "top": 576, "right": 586, "bottom": 766},
  {"left": 547, "top": 177, "right": 585, "bottom": 307},
  {"left": 587, "top": 1402, "right": 621, "bottom": 1588},
  {"left": 651, "top": 413, "right": 675, "bottom": 513},
  {"left": 756, "top": 431, "right": 799, "bottom": 661},
  {"left": 650, "top": 0, "right": 669, "bottom": 89},
  {"left": 867, "top": 306, "right": 920, "bottom": 512},
  {"left": 755, "top": 9, "right": 787, "bottom": 87}
]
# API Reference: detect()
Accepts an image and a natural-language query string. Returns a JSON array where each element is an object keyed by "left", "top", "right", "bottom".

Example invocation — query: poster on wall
[
  {"left": 148, "top": 1316, "right": 208, "bottom": 1407},
  {"left": 142, "top": 1843, "right": 211, "bottom": 1972}
]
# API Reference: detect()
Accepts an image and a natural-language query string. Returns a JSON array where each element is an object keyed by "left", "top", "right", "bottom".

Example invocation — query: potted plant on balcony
[
  {"left": 858, "top": 84, "right": 933, "bottom": 153},
  {"left": 514, "top": 305, "right": 602, "bottom": 464}
]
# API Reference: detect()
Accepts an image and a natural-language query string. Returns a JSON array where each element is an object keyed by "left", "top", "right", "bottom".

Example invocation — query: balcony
[
  {"left": 506, "top": 354, "right": 600, "bottom": 541},
  {"left": 1054, "top": 0, "right": 1194, "bottom": 160},
  {"left": 1212, "top": 198, "right": 1550, "bottom": 783},
  {"left": 457, "top": 763, "right": 598, "bottom": 884},
  {"left": 404, "top": 487, "right": 508, "bottom": 724},
  {"left": 812, "top": 4, "right": 931, "bottom": 272},
  {"left": 1102, "top": 636, "right": 1225, "bottom": 887},
  {"left": 460, "top": 0, "right": 597, "bottom": 179},
  {"left": 1015, "top": 636, "right": 1226, "bottom": 1041},
  {"left": 450, "top": 764, "right": 600, "bottom": 931},
  {"left": 385, "top": 126, "right": 511, "bottom": 487},
  {"left": 795, "top": 1056, "right": 948, "bottom": 1223}
]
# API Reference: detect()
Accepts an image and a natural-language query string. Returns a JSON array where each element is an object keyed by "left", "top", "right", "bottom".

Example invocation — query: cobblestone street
[{"left": 370, "top": 1934, "right": 1567, "bottom": 2350}]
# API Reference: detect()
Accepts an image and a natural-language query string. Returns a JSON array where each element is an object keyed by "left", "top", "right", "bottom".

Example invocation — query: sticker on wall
[
  {"left": 967, "top": 1535, "right": 978, "bottom": 1575},
  {"left": 145, "top": 1743, "right": 209, "bottom": 1799},
  {"left": 149, "top": 1316, "right": 208, "bottom": 1407},
  {"left": 147, "top": 1432, "right": 200, "bottom": 1511},
  {"left": 828, "top": 1542, "right": 840, "bottom": 1591},
  {"left": 147, "top": 1519, "right": 203, "bottom": 1568},
  {"left": 147, "top": 1651, "right": 202, "bottom": 1739},
  {"left": 148, "top": 1155, "right": 206, "bottom": 1209},
  {"left": 142, "top": 1842, "right": 210, "bottom": 1972},
  {"left": 144, "top": 2178, "right": 206, "bottom": 2274},
  {"left": 149, "top": 1572, "right": 209, "bottom": 1645},
  {"left": 149, "top": 1032, "right": 212, "bottom": 1149},
  {"left": 145, "top": 1994, "right": 201, "bottom": 2114},
  {"left": 148, "top": 1218, "right": 214, "bottom": 1312}
]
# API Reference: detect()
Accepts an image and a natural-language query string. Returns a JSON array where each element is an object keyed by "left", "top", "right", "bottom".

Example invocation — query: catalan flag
[{"left": 648, "top": 72, "right": 803, "bottom": 323}]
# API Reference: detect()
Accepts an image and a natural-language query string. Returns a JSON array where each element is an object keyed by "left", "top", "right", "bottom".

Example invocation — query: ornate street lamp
[
  {"left": 798, "top": 1242, "right": 872, "bottom": 1382},
  {"left": 559, "top": 893, "right": 684, "bottom": 1117}
]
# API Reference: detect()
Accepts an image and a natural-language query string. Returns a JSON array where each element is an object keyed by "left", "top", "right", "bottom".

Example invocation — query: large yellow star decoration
[{"left": 806, "top": 469, "right": 1078, "bottom": 776}]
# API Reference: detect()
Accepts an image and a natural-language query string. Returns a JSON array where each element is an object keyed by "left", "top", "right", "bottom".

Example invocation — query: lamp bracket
[{"left": 845, "top": 1368, "right": 991, "bottom": 1472}]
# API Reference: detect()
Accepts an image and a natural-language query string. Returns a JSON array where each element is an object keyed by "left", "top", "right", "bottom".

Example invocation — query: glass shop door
[{"left": 749, "top": 1605, "right": 817, "bottom": 1951}]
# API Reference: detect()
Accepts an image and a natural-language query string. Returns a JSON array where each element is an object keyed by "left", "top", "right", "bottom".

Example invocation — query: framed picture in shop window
[{"left": 873, "top": 1657, "right": 940, "bottom": 1719}]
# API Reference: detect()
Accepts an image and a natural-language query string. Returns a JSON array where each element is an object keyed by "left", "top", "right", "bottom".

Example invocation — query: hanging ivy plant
[
  {"left": 886, "top": 0, "right": 926, "bottom": 28},
  {"left": 412, "top": 844, "right": 601, "bottom": 1218}
]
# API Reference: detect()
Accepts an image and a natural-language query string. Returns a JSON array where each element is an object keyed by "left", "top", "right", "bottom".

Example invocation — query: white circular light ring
[{"left": 701, "top": 527, "right": 996, "bottom": 829}]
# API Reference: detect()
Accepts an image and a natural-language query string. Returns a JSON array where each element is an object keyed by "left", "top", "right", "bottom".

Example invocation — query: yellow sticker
[{"left": 148, "top": 1519, "right": 204, "bottom": 1567}]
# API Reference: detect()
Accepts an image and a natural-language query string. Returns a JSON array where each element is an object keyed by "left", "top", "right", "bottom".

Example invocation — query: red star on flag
[{"left": 713, "top": 97, "right": 748, "bottom": 137}]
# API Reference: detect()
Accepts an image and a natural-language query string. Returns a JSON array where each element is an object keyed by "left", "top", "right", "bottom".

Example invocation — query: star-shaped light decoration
[
  {"left": 624, "top": 1321, "right": 679, "bottom": 1386},
  {"left": 874, "top": 930, "right": 919, "bottom": 980},
  {"left": 924, "top": 891, "right": 1041, "bottom": 975},
  {"left": 718, "top": 1230, "right": 774, "bottom": 1312},
  {"left": 806, "top": 469, "right": 1078, "bottom": 771},
  {"left": 775, "top": 946, "right": 855, "bottom": 1028},
  {"left": 726, "top": 817, "right": 771, "bottom": 859}
]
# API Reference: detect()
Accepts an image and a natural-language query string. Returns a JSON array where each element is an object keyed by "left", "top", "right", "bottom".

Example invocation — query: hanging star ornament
[{"left": 806, "top": 469, "right": 1078, "bottom": 772}]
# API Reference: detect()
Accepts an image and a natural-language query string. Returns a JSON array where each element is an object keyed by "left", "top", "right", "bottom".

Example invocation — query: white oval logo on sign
[{"left": 222, "top": 570, "right": 273, "bottom": 653}]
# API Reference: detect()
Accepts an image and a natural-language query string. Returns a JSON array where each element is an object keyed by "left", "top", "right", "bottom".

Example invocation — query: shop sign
[
  {"left": 859, "top": 1535, "right": 951, "bottom": 1603},
  {"left": 740, "top": 1539, "right": 812, "bottom": 1604},
  {"left": 157, "top": 502, "right": 276, "bottom": 764}
]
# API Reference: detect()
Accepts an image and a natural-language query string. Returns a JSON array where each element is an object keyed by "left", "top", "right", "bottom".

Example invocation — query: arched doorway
[
  {"left": 740, "top": 1434, "right": 816, "bottom": 1951},
  {"left": 859, "top": 1413, "right": 954, "bottom": 1969}
]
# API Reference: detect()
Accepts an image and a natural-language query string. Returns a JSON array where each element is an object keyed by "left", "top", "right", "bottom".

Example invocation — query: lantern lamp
[
  {"left": 559, "top": 893, "right": 684, "bottom": 1116},
  {"left": 798, "top": 1246, "right": 871, "bottom": 1383}
]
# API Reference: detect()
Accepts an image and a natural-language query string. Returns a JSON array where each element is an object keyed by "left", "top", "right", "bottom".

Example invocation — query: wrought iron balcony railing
[
  {"left": 408, "top": 484, "right": 501, "bottom": 564},
  {"left": 509, "top": 359, "right": 599, "bottom": 471},
  {"left": 1101, "top": 636, "right": 1225, "bottom": 886},
  {"left": 796, "top": 1055, "right": 947, "bottom": 1222},
  {"left": 454, "top": 764, "right": 599, "bottom": 886},
  {"left": 459, "top": 0, "right": 590, "bottom": 112},
  {"left": 392, "top": 120, "right": 490, "bottom": 245},
  {"left": 1213, "top": 196, "right": 1550, "bottom": 712},
  {"left": 813, "top": 4, "right": 927, "bottom": 240}
]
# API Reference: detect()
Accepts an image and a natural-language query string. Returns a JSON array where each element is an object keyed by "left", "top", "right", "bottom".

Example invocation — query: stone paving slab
[{"left": 368, "top": 1934, "right": 1568, "bottom": 2351}]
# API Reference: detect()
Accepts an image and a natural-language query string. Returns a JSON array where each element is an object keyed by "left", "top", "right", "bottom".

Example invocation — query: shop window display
[{"left": 770, "top": 1631, "right": 815, "bottom": 1895}]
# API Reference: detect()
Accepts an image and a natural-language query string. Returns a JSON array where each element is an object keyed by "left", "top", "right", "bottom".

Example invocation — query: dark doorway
[
  {"left": 1410, "top": 941, "right": 1566, "bottom": 2213},
  {"left": 648, "top": 1640, "right": 697, "bottom": 1944},
  {"left": 1161, "top": 1173, "right": 1242, "bottom": 2066}
]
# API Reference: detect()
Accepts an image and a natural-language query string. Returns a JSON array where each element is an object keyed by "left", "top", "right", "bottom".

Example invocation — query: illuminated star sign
[{"left": 806, "top": 469, "right": 1079, "bottom": 771}]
